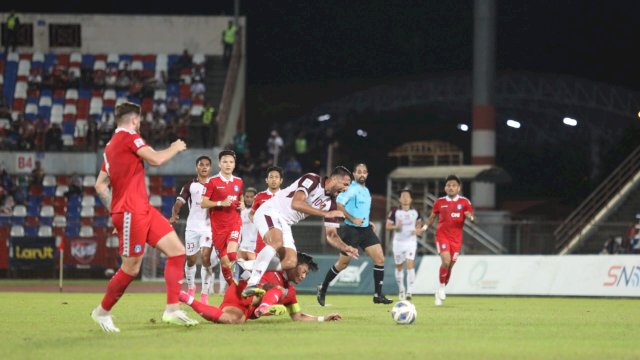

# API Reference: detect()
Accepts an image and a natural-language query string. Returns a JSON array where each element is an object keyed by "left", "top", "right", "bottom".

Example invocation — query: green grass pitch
[{"left": 0, "top": 289, "right": 638, "bottom": 359}]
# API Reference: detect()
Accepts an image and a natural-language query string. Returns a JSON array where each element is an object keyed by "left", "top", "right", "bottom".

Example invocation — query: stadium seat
[
  {"left": 26, "top": 204, "right": 40, "bottom": 217},
  {"left": 70, "top": 52, "right": 82, "bottom": 64},
  {"left": 10, "top": 225, "right": 25, "bottom": 237},
  {"left": 53, "top": 227, "right": 65, "bottom": 238},
  {"left": 153, "top": 89, "right": 166, "bottom": 101},
  {"left": 12, "top": 205, "right": 27, "bottom": 217},
  {"left": 56, "top": 176, "right": 70, "bottom": 185},
  {"left": 38, "top": 225, "right": 53, "bottom": 237},
  {"left": 80, "top": 206, "right": 95, "bottom": 218},
  {"left": 66, "top": 225, "right": 80, "bottom": 238},
  {"left": 82, "top": 175, "right": 96, "bottom": 188},
  {"left": 25, "top": 226, "right": 38, "bottom": 237},
  {"left": 94, "top": 227, "right": 109, "bottom": 237},
  {"left": 25, "top": 215, "right": 39, "bottom": 228},
  {"left": 190, "top": 105, "right": 203, "bottom": 117},
  {"left": 0, "top": 226, "right": 8, "bottom": 239},
  {"left": 62, "top": 134, "right": 74, "bottom": 147},
  {"left": 80, "top": 217, "right": 93, "bottom": 227},
  {"left": 0, "top": 214, "right": 12, "bottom": 226},
  {"left": 80, "top": 194, "right": 95, "bottom": 207},
  {"left": 94, "top": 207, "right": 109, "bottom": 217},
  {"left": 42, "top": 175, "right": 56, "bottom": 187},
  {"left": 192, "top": 53, "right": 206, "bottom": 65},
  {"left": 149, "top": 195, "right": 162, "bottom": 208},
  {"left": 32, "top": 52, "right": 44, "bottom": 63},
  {"left": 106, "top": 235, "right": 119, "bottom": 248},
  {"left": 79, "top": 226, "right": 94, "bottom": 238},
  {"left": 43, "top": 186, "right": 56, "bottom": 197},
  {"left": 66, "top": 88, "right": 79, "bottom": 100},
  {"left": 52, "top": 215, "right": 67, "bottom": 228},
  {"left": 94, "top": 60, "right": 107, "bottom": 71},
  {"left": 55, "top": 185, "right": 69, "bottom": 197}
]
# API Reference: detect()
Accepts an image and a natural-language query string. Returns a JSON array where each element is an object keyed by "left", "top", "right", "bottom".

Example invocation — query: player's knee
[
  {"left": 186, "top": 258, "right": 197, "bottom": 267},
  {"left": 202, "top": 257, "right": 211, "bottom": 268}
]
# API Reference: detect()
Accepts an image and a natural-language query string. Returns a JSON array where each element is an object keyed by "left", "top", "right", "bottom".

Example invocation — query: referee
[{"left": 317, "top": 163, "right": 393, "bottom": 305}]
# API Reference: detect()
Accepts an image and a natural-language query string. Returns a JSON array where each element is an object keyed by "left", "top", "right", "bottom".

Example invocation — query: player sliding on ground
[
  {"left": 180, "top": 252, "right": 342, "bottom": 323},
  {"left": 91, "top": 102, "right": 198, "bottom": 332},
  {"left": 425, "top": 175, "right": 475, "bottom": 306}
]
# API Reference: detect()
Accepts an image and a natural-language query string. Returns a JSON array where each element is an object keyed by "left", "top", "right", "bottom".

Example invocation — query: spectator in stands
[
  {"left": 167, "top": 95, "right": 180, "bottom": 118},
  {"left": 28, "top": 68, "right": 43, "bottom": 90},
  {"left": 152, "top": 70, "right": 167, "bottom": 90},
  {"left": 177, "top": 49, "right": 193, "bottom": 69},
  {"left": 237, "top": 149, "right": 257, "bottom": 180},
  {"left": 190, "top": 77, "right": 206, "bottom": 97},
  {"left": 257, "top": 150, "right": 274, "bottom": 177},
  {"left": 233, "top": 131, "right": 247, "bottom": 156},
  {"left": 0, "top": 94, "right": 10, "bottom": 119},
  {"left": 99, "top": 114, "right": 115, "bottom": 146},
  {"left": 65, "top": 173, "right": 83, "bottom": 198},
  {"left": 105, "top": 67, "right": 118, "bottom": 88},
  {"left": 266, "top": 130, "right": 284, "bottom": 166},
  {"left": 3, "top": 122, "right": 21, "bottom": 150},
  {"left": 283, "top": 155, "right": 303, "bottom": 183},
  {"left": 154, "top": 101, "right": 167, "bottom": 119},
  {"left": 34, "top": 117, "right": 48, "bottom": 151},
  {"left": 177, "top": 115, "right": 189, "bottom": 140},
  {"left": 139, "top": 116, "right": 152, "bottom": 144},
  {"left": 1, "top": 166, "right": 17, "bottom": 200},
  {"left": 44, "top": 123, "right": 63, "bottom": 151},
  {"left": 4, "top": 11, "right": 20, "bottom": 53},
  {"left": 222, "top": 20, "right": 238, "bottom": 66},
  {"left": 116, "top": 67, "right": 131, "bottom": 90},
  {"left": 18, "top": 116, "right": 35, "bottom": 150},
  {"left": 86, "top": 118, "right": 99, "bottom": 151},
  {"left": 128, "top": 76, "right": 144, "bottom": 98},
  {"left": 41, "top": 67, "right": 55, "bottom": 90},
  {"left": 93, "top": 69, "right": 106, "bottom": 89},
  {"left": 201, "top": 102, "right": 216, "bottom": 147},
  {"left": 30, "top": 161, "right": 45, "bottom": 186},
  {"left": 152, "top": 116, "right": 166, "bottom": 146}
]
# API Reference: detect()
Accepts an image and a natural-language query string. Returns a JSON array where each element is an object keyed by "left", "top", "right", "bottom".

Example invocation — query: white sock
[
  {"left": 240, "top": 257, "right": 280, "bottom": 271},
  {"left": 407, "top": 268, "right": 416, "bottom": 294},
  {"left": 218, "top": 265, "right": 227, "bottom": 293},
  {"left": 395, "top": 268, "right": 405, "bottom": 292},
  {"left": 185, "top": 264, "right": 197, "bottom": 289},
  {"left": 201, "top": 266, "right": 213, "bottom": 295},
  {"left": 247, "top": 245, "right": 277, "bottom": 286}
]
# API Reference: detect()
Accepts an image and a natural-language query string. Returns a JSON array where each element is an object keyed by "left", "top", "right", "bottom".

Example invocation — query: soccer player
[
  {"left": 91, "top": 102, "right": 198, "bottom": 332},
  {"left": 238, "top": 187, "right": 258, "bottom": 260},
  {"left": 317, "top": 163, "right": 393, "bottom": 305},
  {"left": 425, "top": 174, "right": 475, "bottom": 306},
  {"left": 200, "top": 150, "right": 243, "bottom": 286},
  {"left": 241, "top": 166, "right": 359, "bottom": 298},
  {"left": 180, "top": 252, "right": 342, "bottom": 324},
  {"left": 169, "top": 155, "right": 217, "bottom": 304},
  {"left": 241, "top": 166, "right": 284, "bottom": 258},
  {"left": 386, "top": 189, "right": 425, "bottom": 301}
]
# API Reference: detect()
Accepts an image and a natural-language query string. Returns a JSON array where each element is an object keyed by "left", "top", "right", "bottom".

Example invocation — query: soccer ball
[{"left": 391, "top": 300, "right": 417, "bottom": 325}]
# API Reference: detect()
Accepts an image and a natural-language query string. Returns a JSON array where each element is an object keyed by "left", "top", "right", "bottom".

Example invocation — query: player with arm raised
[
  {"left": 425, "top": 175, "right": 475, "bottom": 306},
  {"left": 91, "top": 102, "right": 198, "bottom": 333},
  {"left": 385, "top": 189, "right": 425, "bottom": 301},
  {"left": 200, "top": 150, "right": 244, "bottom": 286},
  {"left": 169, "top": 155, "right": 218, "bottom": 304},
  {"left": 241, "top": 166, "right": 359, "bottom": 298},
  {"left": 179, "top": 252, "right": 341, "bottom": 324}
]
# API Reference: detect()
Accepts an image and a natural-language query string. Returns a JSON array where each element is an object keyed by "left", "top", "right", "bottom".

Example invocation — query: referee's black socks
[
  {"left": 373, "top": 265, "right": 385, "bottom": 297},
  {"left": 321, "top": 265, "right": 341, "bottom": 291}
]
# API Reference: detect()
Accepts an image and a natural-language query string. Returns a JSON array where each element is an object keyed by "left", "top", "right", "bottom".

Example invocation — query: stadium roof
[{"left": 388, "top": 165, "right": 510, "bottom": 184}]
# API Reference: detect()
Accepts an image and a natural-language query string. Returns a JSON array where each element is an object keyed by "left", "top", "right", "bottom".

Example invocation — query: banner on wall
[
  {"left": 9, "top": 237, "right": 56, "bottom": 269},
  {"left": 63, "top": 237, "right": 119, "bottom": 269}
]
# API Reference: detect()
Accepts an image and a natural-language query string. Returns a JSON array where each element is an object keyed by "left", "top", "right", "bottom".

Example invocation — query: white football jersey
[
  {"left": 387, "top": 207, "right": 422, "bottom": 242},
  {"left": 240, "top": 207, "right": 257, "bottom": 244},
  {"left": 177, "top": 178, "right": 211, "bottom": 233},
  {"left": 259, "top": 173, "right": 340, "bottom": 228}
]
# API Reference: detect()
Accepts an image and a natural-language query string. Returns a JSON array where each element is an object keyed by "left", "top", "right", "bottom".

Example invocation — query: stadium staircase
[{"left": 555, "top": 144, "right": 640, "bottom": 254}]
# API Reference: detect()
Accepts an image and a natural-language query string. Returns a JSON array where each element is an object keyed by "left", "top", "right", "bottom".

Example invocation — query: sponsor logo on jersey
[
  {"left": 217, "top": 186, "right": 225, "bottom": 189},
  {"left": 134, "top": 138, "right": 145, "bottom": 148},
  {"left": 451, "top": 212, "right": 461, "bottom": 218}
]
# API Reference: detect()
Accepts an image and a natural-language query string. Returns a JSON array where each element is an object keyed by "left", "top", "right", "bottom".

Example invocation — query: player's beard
[{"left": 358, "top": 177, "right": 366, "bottom": 185}]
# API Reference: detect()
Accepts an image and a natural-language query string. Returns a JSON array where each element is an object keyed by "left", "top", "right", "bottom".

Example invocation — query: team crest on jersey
[
  {"left": 457, "top": 204, "right": 462, "bottom": 210},
  {"left": 134, "top": 245, "right": 143, "bottom": 254},
  {"left": 441, "top": 244, "right": 447, "bottom": 249},
  {"left": 233, "top": 185, "right": 239, "bottom": 192}
]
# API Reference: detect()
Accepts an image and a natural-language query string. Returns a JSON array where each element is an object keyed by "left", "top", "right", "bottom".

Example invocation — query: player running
[
  {"left": 238, "top": 187, "right": 258, "bottom": 260},
  {"left": 200, "top": 150, "right": 244, "bottom": 286},
  {"left": 169, "top": 155, "right": 218, "bottom": 304},
  {"left": 91, "top": 102, "right": 198, "bottom": 332},
  {"left": 180, "top": 252, "right": 342, "bottom": 324},
  {"left": 425, "top": 175, "right": 475, "bottom": 306},
  {"left": 241, "top": 166, "right": 359, "bottom": 298},
  {"left": 386, "top": 189, "right": 425, "bottom": 301}
]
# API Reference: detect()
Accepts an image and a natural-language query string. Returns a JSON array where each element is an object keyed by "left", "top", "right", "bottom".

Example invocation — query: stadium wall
[
  {"left": 1, "top": 13, "right": 245, "bottom": 54},
  {"left": 413, "top": 255, "right": 640, "bottom": 297}
]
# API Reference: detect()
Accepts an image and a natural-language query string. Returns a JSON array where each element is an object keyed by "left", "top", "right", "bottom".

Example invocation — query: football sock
[
  {"left": 185, "top": 263, "right": 196, "bottom": 290},
  {"left": 445, "top": 262, "right": 455, "bottom": 285},
  {"left": 373, "top": 265, "right": 385, "bottom": 297},
  {"left": 407, "top": 268, "right": 416, "bottom": 294},
  {"left": 227, "top": 251, "right": 237, "bottom": 262},
  {"left": 261, "top": 287, "right": 284, "bottom": 307},
  {"left": 189, "top": 299, "right": 223, "bottom": 322},
  {"left": 247, "top": 245, "right": 276, "bottom": 286},
  {"left": 100, "top": 269, "right": 135, "bottom": 311},
  {"left": 395, "top": 268, "right": 405, "bottom": 292},
  {"left": 201, "top": 265, "right": 213, "bottom": 294},
  {"left": 321, "top": 265, "right": 341, "bottom": 291},
  {"left": 439, "top": 266, "right": 449, "bottom": 285},
  {"left": 221, "top": 264, "right": 233, "bottom": 285},
  {"left": 165, "top": 255, "right": 184, "bottom": 304}
]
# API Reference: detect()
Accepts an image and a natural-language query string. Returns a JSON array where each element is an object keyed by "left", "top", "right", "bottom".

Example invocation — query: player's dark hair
[
  {"left": 330, "top": 166, "right": 354, "bottom": 181},
  {"left": 297, "top": 252, "right": 318, "bottom": 272},
  {"left": 218, "top": 149, "right": 236, "bottom": 160},
  {"left": 399, "top": 188, "right": 412, "bottom": 197},
  {"left": 266, "top": 166, "right": 283, "bottom": 178},
  {"left": 245, "top": 187, "right": 257, "bottom": 195},
  {"left": 115, "top": 102, "right": 140, "bottom": 123},
  {"left": 196, "top": 155, "right": 212, "bottom": 165},
  {"left": 353, "top": 163, "right": 367, "bottom": 172},
  {"left": 446, "top": 174, "right": 461, "bottom": 185}
]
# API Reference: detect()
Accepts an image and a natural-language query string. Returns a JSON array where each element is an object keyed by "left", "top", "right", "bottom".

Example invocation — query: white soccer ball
[{"left": 391, "top": 300, "right": 417, "bottom": 325}]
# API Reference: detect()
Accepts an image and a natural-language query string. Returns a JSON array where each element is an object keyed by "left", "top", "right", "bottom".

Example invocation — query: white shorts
[
  {"left": 253, "top": 207, "right": 296, "bottom": 250},
  {"left": 239, "top": 228, "right": 258, "bottom": 253},
  {"left": 185, "top": 229, "right": 213, "bottom": 256},
  {"left": 393, "top": 241, "right": 417, "bottom": 264}
]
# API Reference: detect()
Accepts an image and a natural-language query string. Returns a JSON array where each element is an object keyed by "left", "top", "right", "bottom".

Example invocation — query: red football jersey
[
  {"left": 251, "top": 189, "right": 277, "bottom": 212},
  {"left": 204, "top": 173, "right": 243, "bottom": 227},
  {"left": 101, "top": 128, "right": 150, "bottom": 214},
  {"left": 432, "top": 195, "right": 473, "bottom": 244}
]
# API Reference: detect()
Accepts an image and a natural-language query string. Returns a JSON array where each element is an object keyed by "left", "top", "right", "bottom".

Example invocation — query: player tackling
[{"left": 425, "top": 175, "right": 475, "bottom": 306}]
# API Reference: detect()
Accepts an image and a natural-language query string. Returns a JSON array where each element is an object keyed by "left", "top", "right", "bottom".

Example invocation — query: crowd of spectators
[{"left": 601, "top": 214, "right": 640, "bottom": 254}]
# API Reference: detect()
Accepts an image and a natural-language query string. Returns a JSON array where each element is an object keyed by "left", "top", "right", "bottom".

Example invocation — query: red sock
[
  {"left": 260, "top": 288, "right": 284, "bottom": 307},
  {"left": 439, "top": 266, "right": 449, "bottom": 285},
  {"left": 445, "top": 262, "right": 455, "bottom": 285},
  {"left": 165, "top": 255, "right": 184, "bottom": 305},
  {"left": 190, "top": 299, "right": 223, "bottom": 323},
  {"left": 227, "top": 251, "right": 237, "bottom": 262},
  {"left": 101, "top": 269, "right": 135, "bottom": 311},
  {"left": 221, "top": 265, "right": 233, "bottom": 285}
]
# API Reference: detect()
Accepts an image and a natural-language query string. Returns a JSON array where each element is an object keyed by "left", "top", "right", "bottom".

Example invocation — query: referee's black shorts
[{"left": 338, "top": 224, "right": 381, "bottom": 255}]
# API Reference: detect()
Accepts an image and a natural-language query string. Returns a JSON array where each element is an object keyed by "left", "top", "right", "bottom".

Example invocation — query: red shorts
[
  {"left": 213, "top": 225, "right": 241, "bottom": 258},
  {"left": 255, "top": 233, "right": 266, "bottom": 253},
  {"left": 112, "top": 207, "right": 174, "bottom": 257},
  {"left": 436, "top": 236, "right": 461, "bottom": 261},
  {"left": 219, "top": 282, "right": 252, "bottom": 319}
]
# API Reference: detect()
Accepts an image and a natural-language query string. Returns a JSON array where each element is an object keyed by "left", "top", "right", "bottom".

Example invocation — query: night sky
[{"left": 3, "top": 1, "right": 640, "bottom": 206}]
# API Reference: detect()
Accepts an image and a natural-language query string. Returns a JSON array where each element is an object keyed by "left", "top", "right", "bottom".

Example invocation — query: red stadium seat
[
  {"left": 56, "top": 176, "right": 70, "bottom": 186},
  {"left": 94, "top": 207, "right": 109, "bottom": 217},
  {"left": 27, "top": 88, "right": 40, "bottom": 98},
  {"left": 83, "top": 187, "right": 96, "bottom": 196},
  {"left": 94, "top": 54, "right": 107, "bottom": 61},
  {"left": 0, "top": 226, "right": 8, "bottom": 239},
  {"left": 53, "top": 89, "right": 65, "bottom": 99},
  {"left": 63, "top": 114, "right": 77, "bottom": 121},
  {"left": 16, "top": 74, "right": 28, "bottom": 82},
  {"left": 28, "top": 185, "right": 43, "bottom": 196},
  {"left": 143, "top": 54, "right": 156, "bottom": 62},
  {"left": 57, "top": 54, "right": 70, "bottom": 67},
  {"left": 53, "top": 196, "right": 68, "bottom": 206},
  {"left": 25, "top": 216, "right": 39, "bottom": 228},
  {"left": 12, "top": 98, "right": 25, "bottom": 112},
  {"left": 53, "top": 204, "right": 66, "bottom": 215},
  {"left": 41, "top": 196, "right": 55, "bottom": 205},
  {"left": 94, "top": 227, "right": 109, "bottom": 237},
  {"left": 161, "top": 187, "right": 176, "bottom": 196},
  {"left": 80, "top": 218, "right": 93, "bottom": 226},
  {"left": 91, "top": 89, "right": 103, "bottom": 97},
  {"left": 149, "top": 184, "right": 162, "bottom": 195},
  {"left": 132, "top": 54, "right": 144, "bottom": 61},
  {"left": 53, "top": 227, "right": 65, "bottom": 238},
  {"left": 19, "top": 53, "right": 32, "bottom": 61},
  {"left": 150, "top": 176, "right": 162, "bottom": 188},
  {"left": 141, "top": 98, "right": 153, "bottom": 113}
]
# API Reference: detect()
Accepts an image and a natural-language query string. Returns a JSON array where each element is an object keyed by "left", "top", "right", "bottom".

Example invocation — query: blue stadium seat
[
  {"left": 65, "top": 225, "right": 80, "bottom": 237},
  {"left": 25, "top": 227, "right": 38, "bottom": 237},
  {"left": 31, "top": 60, "right": 43, "bottom": 69},
  {"left": 44, "top": 53, "right": 56, "bottom": 68},
  {"left": 62, "top": 121, "right": 76, "bottom": 135},
  {"left": 161, "top": 205, "right": 173, "bottom": 217},
  {"left": 81, "top": 54, "right": 94, "bottom": 68},
  {"left": 78, "top": 88, "right": 91, "bottom": 99},
  {"left": 166, "top": 83, "right": 179, "bottom": 96},
  {"left": 0, "top": 215, "right": 11, "bottom": 226},
  {"left": 143, "top": 61, "right": 155, "bottom": 70},
  {"left": 27, "top": 195, "right": 42, "bottom": 206},
  {"left": 119, "top": 54, "right": 132, "bottom": 63},
  {"left": 162, "top": 176, "right": 176, "bottom": 188},
  {"left": 94, "top": 216, "right": 108, "bottom": 228},
  {"left": 11, "top": 217, "right": 25, "bottom": 226},
  {"left": 102, "top": 105, "right": 115, "bottom": 114},
  {"left": 43, "top": 186, "right": 56, "bottom": 197},
  {"left": 168, "top": 54, "right": 179, "bottom": 66},
  {"left": 26, "top": 97, "right": 38, "bottom": 105},
  {"left": 27, "top": 204, "right": 40, "bottom": 217},
  {"left": 39, "top": 216, "right": 53, "bottom": 226},
  {"left": 179, "top": 98, "right": 192, "bottom": 107},
  {"left": 127, "top": 96, "right": 140, "bottom": 104},
  {"left": 161, "top": 195, "right": 174, "bottom": 206},
  {"left": 68, "top": 195, "right": 81, "bottom": 205},
  {"left": 52, "top": 98, "right": 65, "bottom": 105},
  {"left": 38, "top": 106, "right": 51, "bottom": 118}
]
